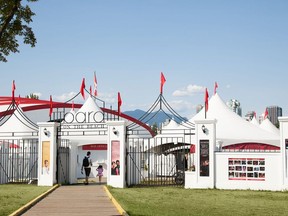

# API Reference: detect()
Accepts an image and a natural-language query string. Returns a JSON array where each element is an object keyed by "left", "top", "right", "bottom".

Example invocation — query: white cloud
[
  {"left": 168, "top": 100, "right": 197, "bottom": 118},
  {"left": 226, "top": 84, "right": 231, "bottom": 89},
  {"left": 97, "top": 92, "right": 116, "bottom": 104},
  {"left": 55, "top": 92, "right": 78, "bottom": 101},
  {"left": 55, "top": 91, "right": 118, "bottom": 104},
  {"left": 172, "top": 84, "right": 205, "bottom": 97}
]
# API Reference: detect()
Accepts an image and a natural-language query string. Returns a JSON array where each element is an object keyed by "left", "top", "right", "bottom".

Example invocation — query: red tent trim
[{"left": 222, "top": 143, "right": 280, "bottom": 150}]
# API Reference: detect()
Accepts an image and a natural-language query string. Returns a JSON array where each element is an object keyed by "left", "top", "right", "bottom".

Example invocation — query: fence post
[
  {"left": 37, "top": 122, "right": 60, "bottom": 186},
  {"left": 106, "top": 121, "right": 126, "bottom": 188},
  {"left": 185, "top": 119, "right": 216, "bottom": 189}
]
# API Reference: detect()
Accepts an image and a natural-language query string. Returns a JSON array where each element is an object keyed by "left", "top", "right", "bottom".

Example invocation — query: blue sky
[{"left": 0, "top": 0, "right": 288, "bottom": 118}]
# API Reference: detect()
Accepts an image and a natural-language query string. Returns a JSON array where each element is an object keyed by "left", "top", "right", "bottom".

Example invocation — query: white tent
[
  {"left": 160, "top": 118, "right": 180, "bottom": 134},
  {"left": 250, "top": 116, "right": 260, "bottom": 126},
  {"left": 0, "top": 105, "right": 38, "bottom": 137},
  {"left": 77, "top": 96, "right": 103, "bottom": 113},
  {"left": 260, "top": 118, "right": 280, "bottom": 136},
  {"left": 191, "top": 93, "right": 280, "bottom": 148},
  {"left": 76, "top": 96, "right": 103, "bottom": 123}
]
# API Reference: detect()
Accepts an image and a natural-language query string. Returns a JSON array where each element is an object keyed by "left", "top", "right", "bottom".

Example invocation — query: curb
[
  {"left": 103, "top": 186, "right": 129, "bottom": 216},
  {"left": 9, "top": 184, "right": 60, "bottom": 216}
]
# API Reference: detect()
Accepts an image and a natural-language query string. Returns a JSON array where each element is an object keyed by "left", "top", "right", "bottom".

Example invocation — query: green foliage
[
  {"left": 109, "top": 187, "right": 288, "bottom": 216},
  {"left": 26, "top": 93, "right": 39, "bottom": 99},
  {"left": 0, "top": 184, "right": 51, "bottom": 215},
  {"left": 151, "top": 122, "right": 158, "bottom": 135},
  {"left": 275, "top": 121, "right": 280, "bottom": 128},
  {"left": 0, "top": 0, "right": 38, "bottom": 62}
]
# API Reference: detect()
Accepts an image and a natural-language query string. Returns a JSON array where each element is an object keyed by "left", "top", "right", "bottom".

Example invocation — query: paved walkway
[{"left": 21, "top": 184, "right": 121, "bottom": 216}]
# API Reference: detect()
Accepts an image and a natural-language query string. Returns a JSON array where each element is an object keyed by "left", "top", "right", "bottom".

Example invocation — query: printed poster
[
  {"left": 111, "top": 141, "right": 120, "bottom": 175},
  {"left": 42, "top": 141, "right": 50, "bottom": 175}
]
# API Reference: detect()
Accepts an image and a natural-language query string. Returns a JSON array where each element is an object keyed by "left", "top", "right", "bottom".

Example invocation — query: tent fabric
[
  {"left": 0, "top": 106, "right": 38, "bottom": 133},
  {"left": 260, "top": 118, "right": 280, "bottom": 136},
  {"left": 250, "top": 116, "right": 260, "bottom": 126},
  {"left": 77, "top": 96, "right": 103, "bottom": 114},
  {"left": 190, "top": 93, "right": 280, "bottom": 148},
  {"left": 75, "top": 96, "right": 104, "bottom": 123}
]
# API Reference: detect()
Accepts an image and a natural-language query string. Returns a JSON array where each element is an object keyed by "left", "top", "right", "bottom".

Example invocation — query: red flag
[
  {"left": 80, "top": 78, "right": 85, "bottom": 99},
  {"left": 205, "top": 88, "right": 209, "bottom": 112},
  {"left": 254, "top": 112, "right": 256, "bottom": 118},
  {"left": 214, "top": 82, "right": 218, "bottom": 95},
  {"left": 118, "top": 92, "right": 122, "bottom": 114},
  {"left": 89, "top": 85, "right": 92, "bottom": 95},
  {"left": 264, "top": 108, "right": 268, "bottom": 119},
  {"left": 94, "top": 72, "right": 98, "bottom": 96},
  {"left": 190, "top": 144, "right": 195, "bottom": 154},
  {"left": 160, "top": 72, "right": 166, "bottom": 94},
  {"left": 49, "top": 95, "right": 53, "bottom": 117},
  {"left": 12, "top": 80, "right": 16, "bottom": 101}
]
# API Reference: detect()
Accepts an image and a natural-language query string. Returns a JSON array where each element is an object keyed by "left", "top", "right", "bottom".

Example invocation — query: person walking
[
  {"left": 81, "top": 151, "right": 92, "bottom": 185},
  {"left": 96, "top": 164, "right": 104, "bottom": 184}
]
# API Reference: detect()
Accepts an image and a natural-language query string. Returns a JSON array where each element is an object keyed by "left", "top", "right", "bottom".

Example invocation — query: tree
[
  {"left": 0, "top": 0, "right": 38, "bottom": 62},
  {"left": 151, "top": 122, "right": 158, "bottom": 135},
  {"left": 26, "top": 93, "right": 39, "bottom": 99}
]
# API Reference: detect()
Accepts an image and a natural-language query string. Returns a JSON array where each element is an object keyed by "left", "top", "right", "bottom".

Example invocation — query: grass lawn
[
  {"left": 0, "top": 184, "right": 52, "bottom": 216},
  {"left": 109, "top": 187, "right": 288, "bottom": 216}
]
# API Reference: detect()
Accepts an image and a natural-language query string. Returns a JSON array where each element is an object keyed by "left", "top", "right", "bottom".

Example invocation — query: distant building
[
  {"left": 226, "top": 99, "right": 242, "bottom": 117},
  {"left": 196, "top": 104, "right": 203, "bottom": 114},
  {"left": 245, "top": 111, "right": 255, "bottom": 121},
  {"left": 267, "top": 106, "right": 282, "bottom": 126}
]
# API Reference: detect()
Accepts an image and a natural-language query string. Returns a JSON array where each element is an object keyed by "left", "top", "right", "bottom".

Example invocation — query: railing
[{"left": 0, "top": 139, "right": 38, "bottom": 184}]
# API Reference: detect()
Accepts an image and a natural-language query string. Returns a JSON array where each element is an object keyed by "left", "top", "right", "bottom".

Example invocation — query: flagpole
[
  {"left": 160, "top": 93, "right": 162, "bottom": 110},
  {"left": 160, "top": 72, "right": 166, "bottom": 110}
]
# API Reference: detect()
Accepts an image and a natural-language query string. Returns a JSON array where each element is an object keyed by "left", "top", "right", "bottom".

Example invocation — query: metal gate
[
  {"left": 0, "top": 139, "right": 38, "bottom": 184},
  {"left": 56, "top": 126, "right": 70, "bottom": 184},
  {"left": 126, "top": 129, "right": 195, "bottom": 187}
]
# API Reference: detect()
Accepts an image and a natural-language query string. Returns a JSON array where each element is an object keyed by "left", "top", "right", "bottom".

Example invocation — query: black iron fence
[
  {"left": 126, "top": 136, "right": 191, "bottom": 187},
  {"left": 0, "top": 139, "right": 38, "bottom": 184},
  {"left": 57, "top": 138, "right": 70, "bottom": 185}
]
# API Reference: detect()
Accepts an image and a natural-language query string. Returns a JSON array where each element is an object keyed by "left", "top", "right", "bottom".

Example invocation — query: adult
[
  {"left": 81, "top": 151, "right": 92, "bottom": 185},
  {"left": 183, "top": 154, "right": 188, "bottom": 171},
  {"left": 111, "top": 161, "right": 119, "bottom": 175},
  {"left": 116, "top": 160, "right": 120, "bottom": 175}
]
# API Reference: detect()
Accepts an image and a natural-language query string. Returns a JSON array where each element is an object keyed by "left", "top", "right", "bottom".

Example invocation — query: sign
[
  {"left": 42, "top": 141, "right": 50, "bottom": 175},
  {"left": 228, "top": 158, "right": 265, "bottom": 181},
  {"left": 111, "top": 141, "right": 120, "bottom": 175},
  {"left": 200, "top": 139, "right": 209, "bottom": 177},
  {"left": 82, "top": 144, "right": 107, "bottom": 150},
  {"left": 64, "top": 111, "right": 104, "bottom": 124}
]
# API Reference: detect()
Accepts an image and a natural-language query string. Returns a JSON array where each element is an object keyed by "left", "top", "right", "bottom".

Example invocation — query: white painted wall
[
  {"left": 215, "top": 152, "right": 283, "bottom": 191},
  {"left": 37, "top": 122, "right": 59, "bottom": 186},
  {"left": 185, "top": 119, "right": 216, "bottom": 189},
  {"left": 107, "top": 121, "right": 126, "bottom": 188}
]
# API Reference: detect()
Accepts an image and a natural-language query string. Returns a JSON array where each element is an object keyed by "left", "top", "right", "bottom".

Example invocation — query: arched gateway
[
  {"left": 0, "top": 89, "right": 194, "bottom": 187},
  {"left": 50, "top": 93, "right": 194, "bottom": 187}
]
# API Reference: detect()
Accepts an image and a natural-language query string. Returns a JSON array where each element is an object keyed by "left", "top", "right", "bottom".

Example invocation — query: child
[{"left": 96, "top": 165, "right": 104, "bottom": 184}]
